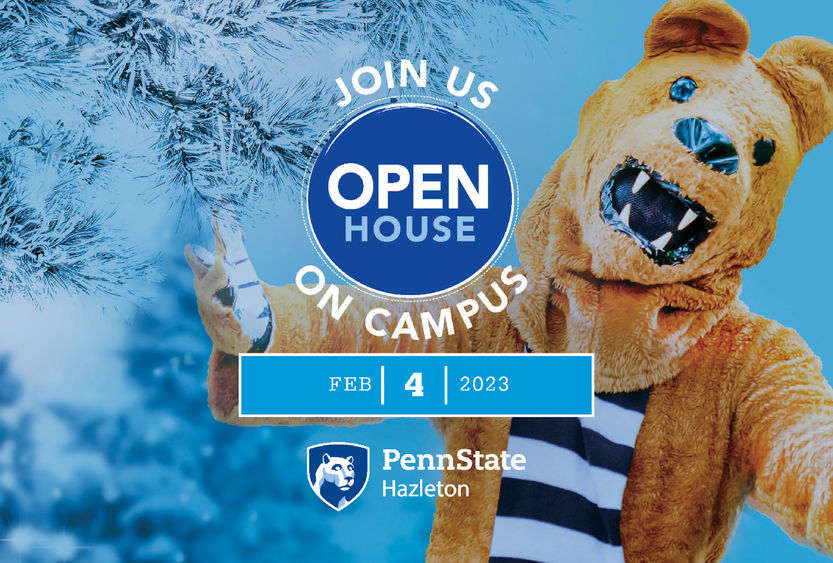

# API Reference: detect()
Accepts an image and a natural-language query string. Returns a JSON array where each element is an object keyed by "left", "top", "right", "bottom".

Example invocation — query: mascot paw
[{"left": 185, "top": 214, "right": 273, "bottom": 354}]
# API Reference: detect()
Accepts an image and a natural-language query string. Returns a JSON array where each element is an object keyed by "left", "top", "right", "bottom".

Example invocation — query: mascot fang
[{"left": 187, "top": 0, "right": 833, "bottom": 560}]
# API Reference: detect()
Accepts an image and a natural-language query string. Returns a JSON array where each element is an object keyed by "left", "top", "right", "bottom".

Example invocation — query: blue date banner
[{"left": 238, "top": 354, "right": 593, "bottom": 417}]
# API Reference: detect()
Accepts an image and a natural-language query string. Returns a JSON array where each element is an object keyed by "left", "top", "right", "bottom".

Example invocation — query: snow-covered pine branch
[
  {"left": 85, "top": 0, "right": 564, "bottom": 213},
  {"left": 0, "top": 0, "right": 564, "bottom": 299},
  {"left": 0, "top": 130, "right": 155, "bottom": 300}
]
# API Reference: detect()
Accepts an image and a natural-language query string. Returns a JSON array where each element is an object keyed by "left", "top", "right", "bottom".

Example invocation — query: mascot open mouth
[{"left": 601, "top": 157, "right": 716, "bottom": 265}]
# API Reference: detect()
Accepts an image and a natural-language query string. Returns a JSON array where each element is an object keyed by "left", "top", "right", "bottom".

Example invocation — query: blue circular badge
[{"left": 306, "top": 102, "right": 515, "bottom": 298}]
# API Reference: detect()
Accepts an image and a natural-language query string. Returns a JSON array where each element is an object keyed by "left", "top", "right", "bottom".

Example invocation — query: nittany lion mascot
[
  {"left": 186, "top": 1, "right": 833, "bottom": 560},
  {"left": 312, "top": 454, "right": 356, "bottom": 510}
]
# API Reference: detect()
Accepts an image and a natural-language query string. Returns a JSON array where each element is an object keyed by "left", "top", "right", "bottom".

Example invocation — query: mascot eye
[
  {"left": 348, "top": 465, "right": 354, "bottom": 471},
  {"left": 670, "top": 77, "right": 697, "bottom": 103},
  {"left": 753, "top": 139, "right": 776, "bottom": 166},
  {"left": 333, "top": 464, "right": 342, "bottom": 471}
]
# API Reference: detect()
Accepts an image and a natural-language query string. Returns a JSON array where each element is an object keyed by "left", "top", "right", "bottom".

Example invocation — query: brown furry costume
[{"left": 187, "top": 1, "right": 833, "bottom": 559}]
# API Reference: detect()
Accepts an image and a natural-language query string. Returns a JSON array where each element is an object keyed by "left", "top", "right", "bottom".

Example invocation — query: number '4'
[{"left": 404, "top": 372, "right": 424, "bottom": 397}]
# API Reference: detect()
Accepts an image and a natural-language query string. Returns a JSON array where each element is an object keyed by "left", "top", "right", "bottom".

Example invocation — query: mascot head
[{"left": 516, "top": 0, "right": 833, "bottom": 287}]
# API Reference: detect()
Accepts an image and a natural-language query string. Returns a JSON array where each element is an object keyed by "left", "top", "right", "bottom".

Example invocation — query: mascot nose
[{"left": 673, "top": 117, "right": 738, "bottom": 175}]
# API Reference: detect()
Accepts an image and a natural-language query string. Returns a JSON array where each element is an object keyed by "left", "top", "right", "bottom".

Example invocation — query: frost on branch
[
  {"left": 0, "top": 141, "right": 154, "bottom": 301},
  {"left": 156, "top": 72, "right": 336, "bottom": 216},
  {"left": 0, "top": 0, "right": 565, "bottom": 299},
  {"left": 86, "top": 0, "right": 565, "bottom": 214},
  {"left": 358, "top": 0, "right": 563, "bottom": 68}
]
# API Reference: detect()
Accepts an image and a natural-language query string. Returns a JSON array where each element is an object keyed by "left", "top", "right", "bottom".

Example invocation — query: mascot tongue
[{"left": 507, "top": 156, "right": 741, "bottom": 394}]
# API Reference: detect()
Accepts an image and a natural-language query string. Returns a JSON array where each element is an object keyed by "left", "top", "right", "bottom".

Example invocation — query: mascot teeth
[
  {"left": 651, "top": 232, "right": 673, "bottom": 250},
  {"left": 600, "top": 158, "right": 716, "bottom": 265},
  {"left": 632, "top": 170, "right": 651, "bottom": 194},
  {"left": 678, "top": 208, "right": 698, "bottom": 230}
]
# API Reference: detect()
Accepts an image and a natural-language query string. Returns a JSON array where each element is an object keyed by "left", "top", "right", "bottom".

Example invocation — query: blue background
[
  {"left": 307, "top": 103, "right": 513, "bottom": 296},
  {"left": 4, "top": 1, "right": 833, "bottom": 562}
]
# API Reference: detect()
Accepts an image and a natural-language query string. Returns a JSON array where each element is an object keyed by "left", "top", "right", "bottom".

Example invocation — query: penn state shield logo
[{"left": 307, "top": 442, "right": 370, "bottom": 511}]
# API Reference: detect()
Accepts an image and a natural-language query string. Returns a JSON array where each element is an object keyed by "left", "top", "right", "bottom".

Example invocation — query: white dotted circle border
[{"left": 301, "top": 95, "right": 520, "bottom": 304}]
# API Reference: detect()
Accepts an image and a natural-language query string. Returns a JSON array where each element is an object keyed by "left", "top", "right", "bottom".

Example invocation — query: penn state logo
[{"left": 307, "top": 442, "right": 370, "bottom": 511}]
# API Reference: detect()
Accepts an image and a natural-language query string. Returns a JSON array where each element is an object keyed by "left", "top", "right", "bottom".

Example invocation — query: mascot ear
[
  {"left": 347, "top": 456, "right": 354, "bottom": 464},
  {"left": 323, "top": 453, "right": 331, "bottom": 463},
  {"left": 645, "top": 0, "right": 749, "bottom": 57},
  {"left": 759, "top": 36, "right": 833, "bottom": 152}
]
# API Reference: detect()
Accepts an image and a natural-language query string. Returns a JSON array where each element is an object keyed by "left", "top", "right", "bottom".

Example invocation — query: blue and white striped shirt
[{"left": 489, "top": 389, "right": 651, "bottom": 563}]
